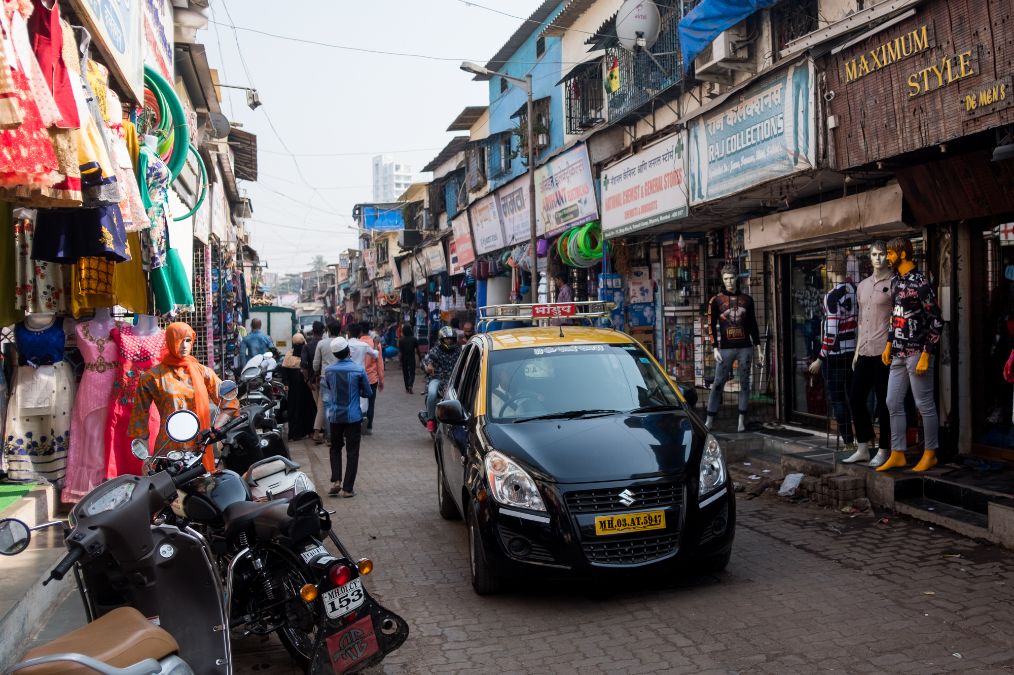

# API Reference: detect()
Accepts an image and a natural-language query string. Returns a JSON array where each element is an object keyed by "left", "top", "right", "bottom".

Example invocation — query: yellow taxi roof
[{"left": 484, "top": 327, "right": 636, "bottom": 350}]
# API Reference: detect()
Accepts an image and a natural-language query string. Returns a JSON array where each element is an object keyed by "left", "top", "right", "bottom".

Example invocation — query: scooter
[{"left": 140, "top": 402, "right": 408, "bottom": 673}]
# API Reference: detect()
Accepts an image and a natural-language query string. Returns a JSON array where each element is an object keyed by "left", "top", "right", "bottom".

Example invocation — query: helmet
[{"left": 438, "top": 326, "right": 455, "bottom": 340}]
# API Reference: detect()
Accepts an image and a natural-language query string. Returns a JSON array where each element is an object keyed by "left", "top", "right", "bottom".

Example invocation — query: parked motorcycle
[
  {"left": 216, "top": 400, "right": 289, "bottom": 475},
  {"left": 138, "top": 403, "right": 409, "bottom": 673}
]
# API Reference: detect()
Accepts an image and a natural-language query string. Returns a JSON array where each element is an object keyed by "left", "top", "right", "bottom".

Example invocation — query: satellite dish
[
  {"left": 209, "top": 111, "right": 231, "bottom": 139},
  {"left": 616, "top": 0, "right": 661, "bottom": 52}
]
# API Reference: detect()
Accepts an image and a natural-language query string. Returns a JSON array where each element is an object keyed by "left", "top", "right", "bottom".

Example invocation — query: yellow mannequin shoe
[
  {"left": 875, "top": 450, "right": 907, "bottom": 472},
  {"left": 912, "top": 449, "right": 938, "bottom": 473}
]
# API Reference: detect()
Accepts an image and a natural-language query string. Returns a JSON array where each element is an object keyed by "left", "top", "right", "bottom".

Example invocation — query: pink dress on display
[
  {"left": 62, "top": 320, "right": 118, "bottom": 502},
  {"left": 105, "top": 325, "right": 164, "bottom": 478}
]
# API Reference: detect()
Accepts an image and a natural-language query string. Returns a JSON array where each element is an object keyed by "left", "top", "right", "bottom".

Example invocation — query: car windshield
[{"left": 486, "top": 343, "right": 681, "bottom": 422}]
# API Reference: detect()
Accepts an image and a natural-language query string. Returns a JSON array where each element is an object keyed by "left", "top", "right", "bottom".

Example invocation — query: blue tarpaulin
[
  {"left": 678, "top": 0, "right": 778, "bottom": 72},
  {"left": 362, "top": 206, "right": 407, "bottom": 231}
]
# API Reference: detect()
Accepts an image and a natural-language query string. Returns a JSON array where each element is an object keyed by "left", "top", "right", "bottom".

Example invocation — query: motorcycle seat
[
  {"left": 223, "top": 499, "right": 289, "bottom": 539},
  {"left": 18, "top": 606, "right": 178, "bottom": 674}
]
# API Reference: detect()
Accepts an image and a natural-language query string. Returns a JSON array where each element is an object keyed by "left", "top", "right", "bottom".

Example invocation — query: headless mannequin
[
  {"left": 706, "top": 271, "right": 762, "bottom": 433},
  {"left": 24, "top": 312, "right": 56, "bottom": 331},
  {"left": 134, "top": 314, "right": 160, "bottom": 336},
  {"left": 877, "top": 243, "right": 941, "bottom": 473},
  {"left": 845, "top": 245, "right": 893, "bottom": 465},
  {"left": 89, "top": 307, "right": 115, "bottom": 336}
]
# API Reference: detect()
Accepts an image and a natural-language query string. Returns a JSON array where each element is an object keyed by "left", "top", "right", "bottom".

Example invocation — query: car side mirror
[
  {"left": 436, "top": 399, "right": 468, "bottom": 425},
  {"left": 677, "top": 383, "right": 697, "bottom": 409}
]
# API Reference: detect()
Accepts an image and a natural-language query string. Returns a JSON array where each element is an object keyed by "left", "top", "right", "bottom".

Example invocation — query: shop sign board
[
  {"left": 142, "top": 0, "right": 173, "bottom": 82},
  {"left": 448, "top": 214, "right": 475, "bottom": 276},
  {"left": 423, "top": 243, "right": 446, "bottom": 276},
  {"left": 469, "top": 193, "right": 505, "bottom": 255},
  {"left": 601, "top": 133, "right": 688, "bottom": 237},
  {"left": 534, "top": 144, "right": 598, "bottom": 238},
  {"left": 497, "top": 175, "right": 538, "bottom": 246},
  {"left": 688, "top": 61, "right": 815, "bottom": 204},
  {"left": 361, "top": 206, "right": 406, "bottom": 231},
  {"left": 69, "top": 0, "right": 145, "bottom": 103},
  {"left": 363, "top": 249, "right": 377, "bottom": 280}
]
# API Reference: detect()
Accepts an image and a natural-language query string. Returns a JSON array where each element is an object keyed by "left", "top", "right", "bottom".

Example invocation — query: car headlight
[
  {"left": 699, "top": 434, "right": 726, "bottom": 499},
  {"left": 484, "top": 450, "right": 546, "bottom": 512}
]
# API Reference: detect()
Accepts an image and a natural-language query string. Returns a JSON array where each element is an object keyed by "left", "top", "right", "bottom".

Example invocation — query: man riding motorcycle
[{"left": 421, "top": 326, "right": 462, "bottom": 434}]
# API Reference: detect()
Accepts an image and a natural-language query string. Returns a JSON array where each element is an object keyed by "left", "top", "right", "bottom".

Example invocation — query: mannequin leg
[
  {"left": 848, "top": 356, "right": 878, "bottom": 460},
  {"left": 824, "top": 354, "right": 855, "bottom": 450},
  {"left": 706, "top": 349, "right": 734, "bottom": 425},
  {"left": 878, "top": 357, "right": 911, "bottom": 472},
  {"left": 908, "top": 354, "right": 939, "bottom": 472},
  {"left": 869, "top": 448, "right": 890, "bottom": 467},
  {"left": 736, "top": 347, "right": 753, "bottom": 432}
]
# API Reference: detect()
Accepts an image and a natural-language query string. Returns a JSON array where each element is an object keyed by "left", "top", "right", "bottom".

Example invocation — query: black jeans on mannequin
[{"left": 849, "top": 355, "right": 890, "bottom": 448}]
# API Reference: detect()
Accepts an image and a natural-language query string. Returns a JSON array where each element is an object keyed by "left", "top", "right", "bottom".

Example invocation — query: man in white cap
[{"left": 321, "top": 337, "right": 373, "bottom": 498}]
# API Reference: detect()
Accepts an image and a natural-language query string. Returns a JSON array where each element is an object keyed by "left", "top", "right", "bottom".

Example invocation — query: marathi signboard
[
  {"left": 448, "top": 214, "right": 475, "bottom": 276},
  {"left": 601, "top": 132, "right": 688, "bottom": 237},
  {"left": 497, "top": 176, "right": 536, "bottom": 246},
  {"left": 534, "top": 144, "right": 598, "bottom": 238},
  {"left": 688, "top": 60, "right": 815, "bottom": 204},
  {"left": 70, "top": 0, "right": 145, "bottom": 103},
  {"left": 469, "top": 193, "right": 505, "bottom": 255}
]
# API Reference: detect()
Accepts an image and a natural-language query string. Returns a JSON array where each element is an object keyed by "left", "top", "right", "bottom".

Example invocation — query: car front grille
[
  {"left": 582, "top": 532, "right": 680, "bottom": 565},
  {"left": 565, "top": 483, "right": 683, "bottom": 514}
]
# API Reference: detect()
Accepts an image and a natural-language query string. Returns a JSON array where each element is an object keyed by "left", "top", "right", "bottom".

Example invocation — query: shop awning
[
  {"left": 679, "top": 0, "right": 779, "bottom": 72},
  {"left": 743, "top": 183, "right": 908, "bottom": 251},
  {"left": 556, "top": 56, "right": 603, "bottom": 86}
]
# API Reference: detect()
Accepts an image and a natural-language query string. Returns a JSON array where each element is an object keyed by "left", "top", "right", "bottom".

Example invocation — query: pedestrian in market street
[
  {"left": 398, "top": 323, "right": 422, "bottom": 393},
  {"left": 301, "top": 321, "right": 325, "bottom": 444},
  {"left": 321, "top": 337, "right": 373, "bottom": 499},
  {"left": 312, "top": 321, "right": 343, "bottom": 444},
  {"left": 241, "top": 318, "right": 275, "bottom": 366},
  {"left": 360, "top": 322, "right": 384, "bottom": 435}
]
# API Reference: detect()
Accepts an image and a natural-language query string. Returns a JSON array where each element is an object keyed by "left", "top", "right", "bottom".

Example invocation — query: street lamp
[
  {"left": 460, "top": 61, "right": 538, "bottom": 302},
  {"left": 218, "top": 84, "right": 262, "bottom": 110}
]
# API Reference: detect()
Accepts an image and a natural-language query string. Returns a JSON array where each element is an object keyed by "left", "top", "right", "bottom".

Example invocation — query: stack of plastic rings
[{"left": 557, "top": 221, "right": 606, "bottom": 268}]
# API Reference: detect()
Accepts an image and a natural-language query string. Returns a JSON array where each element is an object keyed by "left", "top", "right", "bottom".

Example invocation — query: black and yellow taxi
[{"left": 433, "top": 302, "right": 734, "bottom": 594}]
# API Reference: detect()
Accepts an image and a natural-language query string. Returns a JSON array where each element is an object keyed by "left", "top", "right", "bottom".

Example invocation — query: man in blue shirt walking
[
  {"left": 241, "top": 318, "right": 275, "bottom": 366},
  {"left": 321, "top": 337, "right": 373, "bottom": 498}
]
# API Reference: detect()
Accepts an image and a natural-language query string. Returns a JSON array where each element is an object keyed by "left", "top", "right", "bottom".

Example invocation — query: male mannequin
[
  {"left": 877, "top": 237, "right": 943, "bottom": 472},
  {"left": 706, "top": 264, "right": 761, "bottom": 432},
  {"left": 845, "top": 241, "right": 893, "bottom": 465},
  {"left": 808, "top": 252, "right": 858, "bottom": 456}
]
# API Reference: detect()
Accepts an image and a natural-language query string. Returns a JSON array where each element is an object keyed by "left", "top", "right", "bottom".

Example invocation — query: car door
[{"left": 441, "top": 343, "right": 481, "bottom": 510}]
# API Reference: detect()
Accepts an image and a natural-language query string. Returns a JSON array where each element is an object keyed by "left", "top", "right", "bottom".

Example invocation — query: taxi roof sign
[{"left": 477, "top": 301, "right": 615, "bottom": 328}]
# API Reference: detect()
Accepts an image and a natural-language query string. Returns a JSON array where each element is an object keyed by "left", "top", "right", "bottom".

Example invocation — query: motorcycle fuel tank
[{"left": 182, "top": 470, "right": 250, "bottom": 524}]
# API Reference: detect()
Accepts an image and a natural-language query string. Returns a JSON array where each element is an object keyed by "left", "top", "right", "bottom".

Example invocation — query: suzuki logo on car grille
[{"left": 618, "top": 489, "right": 636, "bottom": 507}]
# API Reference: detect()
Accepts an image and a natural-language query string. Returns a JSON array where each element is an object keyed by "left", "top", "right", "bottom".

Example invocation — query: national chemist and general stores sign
[{"left": 828, "top": 0, "right": 1014, "bottom": 169}]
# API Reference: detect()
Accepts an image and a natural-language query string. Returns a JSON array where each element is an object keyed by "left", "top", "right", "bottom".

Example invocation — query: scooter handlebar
[
  {"left": 172, "top": 462, "right": 207, "bottom": 487},
  {"left": 44, "top": 546, "right": 83, "bottom": 585}
]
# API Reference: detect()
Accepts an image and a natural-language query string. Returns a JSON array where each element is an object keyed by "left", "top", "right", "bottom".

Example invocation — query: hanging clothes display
[
  {"left": 105, "top": 324, "right": 165, "bottom": 478},
  {"left": 11, "top": 206, "right": 70, "bottom": 313},
  {"left": 2, "top": 317, "right": 74, "bottom": 483},
  {"left": 62, "top": 317, "right": 117, "bottom": 501}
]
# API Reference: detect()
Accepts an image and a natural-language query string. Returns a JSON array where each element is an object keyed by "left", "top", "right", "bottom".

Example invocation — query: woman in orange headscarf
[{"left": 128, "top": 322, "right": 230, "bottom": 471}]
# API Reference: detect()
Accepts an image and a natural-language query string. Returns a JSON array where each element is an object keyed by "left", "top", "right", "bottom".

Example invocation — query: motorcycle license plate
[
  {"left": 326, "top": 615, "right": 379, "bottom": 672},
  {"left": 323, "top": 578, "right": 365, "bottom": 619}
]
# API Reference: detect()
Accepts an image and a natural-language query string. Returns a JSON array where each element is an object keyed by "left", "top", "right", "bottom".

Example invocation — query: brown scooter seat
[{"left": 18, "top": 606, "right": 178, "bottom": 674}]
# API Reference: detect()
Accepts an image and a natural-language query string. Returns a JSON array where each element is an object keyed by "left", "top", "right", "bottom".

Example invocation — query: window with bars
[
  {"left": 514, "top": 97, "right": 551, "bottom": 156},
  {"left": 564, "top": 61, "right": 605, "bottom": 134},
  {"left": 771, "top": 0, "right": 819, "bottom": 57}
]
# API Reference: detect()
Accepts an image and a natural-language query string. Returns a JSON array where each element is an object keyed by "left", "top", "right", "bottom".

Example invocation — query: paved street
[{"left": 230, "top": 364, "right": 1014, "bottom": 674}]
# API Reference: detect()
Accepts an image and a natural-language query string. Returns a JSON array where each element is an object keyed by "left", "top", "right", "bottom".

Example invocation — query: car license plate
[
  {"left": 326, "top": 614, "right": 380, "bottom": 672},
  {"left": 323, "top": 578, "right": 365, "bottom": 619},
  {"left": 594, "top": 510, "right": 666, "bottom": 536}
]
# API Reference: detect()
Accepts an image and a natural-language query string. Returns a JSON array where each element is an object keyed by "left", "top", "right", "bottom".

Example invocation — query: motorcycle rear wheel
[{"left": 257, "top": 545, "right": 321, "bottom": 668}]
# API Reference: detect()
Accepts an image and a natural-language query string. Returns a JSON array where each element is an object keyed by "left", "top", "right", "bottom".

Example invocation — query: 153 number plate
[{"left": 323, "top": 578, "right": 365, "bottom": 619}]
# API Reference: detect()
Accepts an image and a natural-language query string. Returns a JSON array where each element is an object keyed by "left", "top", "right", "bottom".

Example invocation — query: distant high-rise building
[{"left": 372, "top": 155, "right": 413, "bottom": 202}]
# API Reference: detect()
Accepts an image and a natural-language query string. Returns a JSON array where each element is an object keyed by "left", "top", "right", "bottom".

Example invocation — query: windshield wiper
[
  {"left": 628, "top": 404, "right": 682, "bottom": 414},
  {"left": 513, "top": 409, "right": 621, "bottom": 423}
]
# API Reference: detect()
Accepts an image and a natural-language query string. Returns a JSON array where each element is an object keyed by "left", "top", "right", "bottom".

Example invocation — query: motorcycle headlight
[
  {"left": 295, "top": 472, "right": 315, "bottom": 495},
  {"left": 82, "top": 482, "right": 136, "bottom": 517},
  {"left": 484, "top": 451, "right": 546, "bottom": 512},
  {"left": 699, "top": 434, "right": 727, "bottom": 499}
]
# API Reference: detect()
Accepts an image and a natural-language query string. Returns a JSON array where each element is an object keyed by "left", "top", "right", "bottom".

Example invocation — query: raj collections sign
[
  {"left": 601, "top": 132, "right": 688, "bottom": 237},
  {"left": 70, "top": 0, "right": 145, "bottom": 102},
  {"left": 468, "top": 194, "right": 505, "bottom": 255},
  {"left": 534, "top": 145, "right": 598, "bottom": 238},
  {"left": 688, "top": 61, "right": 815, "bottom": 204}
]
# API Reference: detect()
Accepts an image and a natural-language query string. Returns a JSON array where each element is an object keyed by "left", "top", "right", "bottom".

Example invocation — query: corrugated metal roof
[
  {"left": 228, "top": 127, "right": 257, "bottom": 182},
  {"left": 422, "top": 136, "right": 469, "bottom": 173},
  {"left": 541, "top": 0, "right": 600, "bottom": 36},
  {"left": 447, "top": 106, "right": 487, "bottom": 131},
  {"left": 477, "top": 0, "right": 564, "bottom": 78}
]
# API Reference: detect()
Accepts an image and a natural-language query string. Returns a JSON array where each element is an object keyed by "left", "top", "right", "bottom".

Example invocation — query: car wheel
[
  {"left": 467, "top": 508, "right": 501, "bottom": 595},
  {"left": 694, "top": 549, "right": 732, "bottom": 574},
  {"left": 437, "top": 464, "right": 460, "bottom": 520}
]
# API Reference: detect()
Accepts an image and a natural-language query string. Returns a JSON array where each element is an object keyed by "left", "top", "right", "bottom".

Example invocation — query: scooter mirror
[
  {"left": 131, "top": 438, "right": 151, "bottom": 460},
  {"left": 0, "top": 518, "right": 31, "bottom": 555},
  {"left": 166, "top": 410, "right": 201, "bottom": 442},
  {"left": 241, "top": 366, "right": 260, "bottom": 382},
  {"left": 219, "top": 380, "right": 239, "bottom": 401}
]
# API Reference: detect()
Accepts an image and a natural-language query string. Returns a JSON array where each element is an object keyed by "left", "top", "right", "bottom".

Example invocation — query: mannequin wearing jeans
[
  {"left": 706, "top": 265, "right": 761, "bottom": 432},
  {"left": 808, "top": 253, "right": 858, "bottom": 456},
  {"left": 877, "top": 237, "right": 944, "bottom": 473},
  {"left": 845, "top": 241, "right": 894, "bottom": 466}
]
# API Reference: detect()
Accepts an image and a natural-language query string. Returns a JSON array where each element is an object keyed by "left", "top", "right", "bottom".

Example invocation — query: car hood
[{"left": 483, "top": 413, "right": 697, "bottom": 484}]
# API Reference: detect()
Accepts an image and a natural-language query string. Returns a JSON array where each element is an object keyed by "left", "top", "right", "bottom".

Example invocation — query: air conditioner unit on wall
[{"left": 694, "top": 21, "right": 755, "bottom": 84}]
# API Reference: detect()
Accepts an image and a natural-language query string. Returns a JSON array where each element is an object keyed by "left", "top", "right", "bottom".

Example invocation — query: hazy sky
[{"left": 204, "top": 0, "right": 545, "bottom": 275}]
